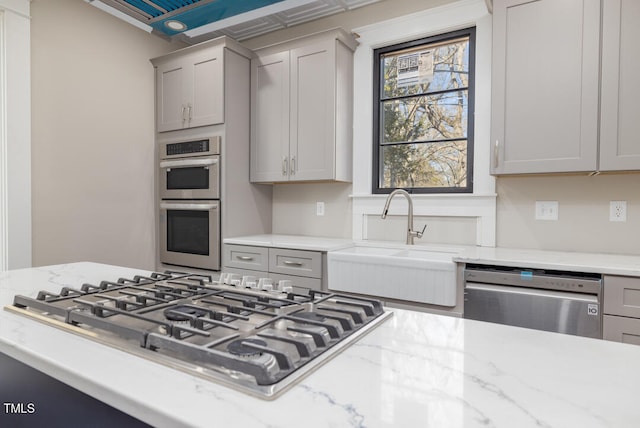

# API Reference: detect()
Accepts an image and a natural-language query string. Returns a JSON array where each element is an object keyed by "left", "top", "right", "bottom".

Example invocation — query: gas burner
[
  {"left": 293, "top": 311, "right": 326, "bottom": 322},
  {"left": 163, "top": 305, "right": 209, "bottom": 322},
  {"left": 10, "top": 269, "right": 391, "bottom": 399},
  {"left": 226, "top": 338, "right": 267, "bottom": 357}
]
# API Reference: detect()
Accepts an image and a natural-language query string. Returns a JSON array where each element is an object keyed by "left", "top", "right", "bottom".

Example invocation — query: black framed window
[{"left": 373, "top": 27, "right": 476, "bottom": 194}]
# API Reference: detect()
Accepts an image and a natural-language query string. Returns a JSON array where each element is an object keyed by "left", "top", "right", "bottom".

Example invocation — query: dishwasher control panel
[{"left": 464, "top": 264, "right": 602, "bottom": 295}]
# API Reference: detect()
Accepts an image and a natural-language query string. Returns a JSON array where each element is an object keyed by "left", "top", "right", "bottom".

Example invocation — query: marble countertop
[
  {"left": 225, "top": 234, "right": 640, "bottom": 277},
  {"left": 223, "top": 234, "right": 355, "bottom": 252},
  {"left": 453, "top": 246, "right": 640, "bottom": 277},
  {"left": 2, "top": 262, "right": 640, "bottom": 427}
]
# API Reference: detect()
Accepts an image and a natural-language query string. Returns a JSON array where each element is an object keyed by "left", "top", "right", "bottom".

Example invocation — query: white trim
[
  {"left": 0, "top": 10, "right": 6, "bottom": 271},
  {"left": 351, "top": 0, "right": 496, "bottom": 246},
  {"left": 351, "top": 193, "right": 496, "bottom": 246},
  {"left": 0, "top": 0, "right": 28, "bottom": 17},
  {"left": 87, "top": 1, "right": 153, "bottom": 33},
  {"left": 1, "top": 5, "right": 31, "bottom": 269},
  {"left": 185, "top": 0, "right": 317, "bottom": 37}
]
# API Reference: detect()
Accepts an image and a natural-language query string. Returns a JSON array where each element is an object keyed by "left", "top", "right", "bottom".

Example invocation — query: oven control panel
[{"left": 163, "top": 136, "right": 220, "bottom": 158}]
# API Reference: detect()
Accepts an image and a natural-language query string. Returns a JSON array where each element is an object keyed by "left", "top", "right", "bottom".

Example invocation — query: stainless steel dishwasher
[{"left": 463, "top": 264, "right": 603, "bottom": 338}]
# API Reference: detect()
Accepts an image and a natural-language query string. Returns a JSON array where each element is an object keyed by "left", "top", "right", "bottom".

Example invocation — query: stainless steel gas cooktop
[{"left": 7, "top": 271, "right": 392, "bottom": 399}]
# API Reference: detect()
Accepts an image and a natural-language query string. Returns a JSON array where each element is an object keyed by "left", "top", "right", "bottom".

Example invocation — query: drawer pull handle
[
  {"left": 283, "top": 260, "right": 303, "bottom": 267},
  {"left": 237, "top": 256, "right": 254, "bottom": 261}
]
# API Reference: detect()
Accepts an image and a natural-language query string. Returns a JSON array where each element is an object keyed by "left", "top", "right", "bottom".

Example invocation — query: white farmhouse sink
[{"left": 327, "top": 244, "right": 458, "bottom": 307}]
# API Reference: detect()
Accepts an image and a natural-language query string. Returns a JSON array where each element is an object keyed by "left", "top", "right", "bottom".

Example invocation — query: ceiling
[{"left": 86, "top": 0, "right": 385, "bottom": 43}]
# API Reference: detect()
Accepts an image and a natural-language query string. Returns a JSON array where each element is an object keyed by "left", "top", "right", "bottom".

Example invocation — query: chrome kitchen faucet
[{"left": 381, "top": 189, "right": 426, "bottom": 245}]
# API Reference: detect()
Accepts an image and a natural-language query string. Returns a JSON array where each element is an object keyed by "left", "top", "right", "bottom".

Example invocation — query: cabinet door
[
  {"left": 290, "top": 41, "right": 336, "bottom": 181},
  {"left": 603, "top": 275, "right": 640, "bottom": 318},
  {"left": 600, "top": 0, "right": 640, "bottom": 171},
  {"left": 250, "top": 51, "right": 291, "bottom": 182},
  {"left": 156, "top": 59, "right": 187, "bottom": 132},
  {"left": 269, "top": 272, "right": 321, "bottom": 293},
  {"left": 603, "top": 315, "right": 640, "bottom": 346},
  {"left": 491, "top": 0, "right": 600, "bottom": 174},
  {"left": 187, "top": 47, "right": 224, "bottom": 129}
]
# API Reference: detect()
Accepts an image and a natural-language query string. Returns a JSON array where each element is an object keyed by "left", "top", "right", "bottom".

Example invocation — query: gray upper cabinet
[
  {"left": 600, "top": 0, "right": 640, "bottom": 171},
  {"left": 491, "top": 0, "right": 601, "bottom": 174},
  {"left": 250, "top": 51, "right": 290, "bottom": 182},
  {"left": 153, "top": 44, "right": 224, "bottom": 132},
  {"left": 250, "top": 29, "right": 356, "bottom": 183}
]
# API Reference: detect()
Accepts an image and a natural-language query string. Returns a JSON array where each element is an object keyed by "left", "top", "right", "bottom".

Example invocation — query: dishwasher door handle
[{"left": 465, "top": 282, "right": 598, "bottom": 303}]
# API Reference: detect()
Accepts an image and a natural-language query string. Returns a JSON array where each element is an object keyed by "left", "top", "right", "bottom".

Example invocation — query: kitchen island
[{"left": 1, "top": 262, "right": 639, "bottom": 427}]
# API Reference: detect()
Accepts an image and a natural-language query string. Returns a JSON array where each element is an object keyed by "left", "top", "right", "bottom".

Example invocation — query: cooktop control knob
[
  {"left": 279, "top": 280, "right": 293, "bottom": 293},
  {"left": 241, "top": 275, "right": 257, "bottom": 288}
]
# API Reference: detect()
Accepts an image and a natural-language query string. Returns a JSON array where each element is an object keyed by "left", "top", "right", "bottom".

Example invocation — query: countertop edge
[
  {"left": 224, "top": 234, "right": 640, "bottom": 277},
  {"left": 223, "top": 234, "right": 355, "bottom": 252},
  {"left": 453, "top": 248, "right": 640, "bottom": 277}
]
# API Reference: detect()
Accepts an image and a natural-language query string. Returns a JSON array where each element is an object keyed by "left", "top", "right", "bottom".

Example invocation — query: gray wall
[
  {"left": 496, "top": 174, "right": 640, "bottom": 255},
  {"left": 31, "top": 0, "right": 181, "bottom": 269}
]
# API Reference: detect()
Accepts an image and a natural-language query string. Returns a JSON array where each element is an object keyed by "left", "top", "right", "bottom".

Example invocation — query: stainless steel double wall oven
[{"left": 159, "top": 136, "right": 221, "bottom": 270}]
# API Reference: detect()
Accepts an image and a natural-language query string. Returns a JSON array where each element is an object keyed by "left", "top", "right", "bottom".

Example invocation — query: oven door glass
[
  {"left": 160, "top": 201, "right": 220, "bottom": 270},
  {"left": 160, "top": 156, "right": 219, "bottom": 199},
  {"left": 167, "top": 168, "right": 209, "bottom": 191},
  {"left": 167, "top": 210, "right": 209, "bottom": 255}
]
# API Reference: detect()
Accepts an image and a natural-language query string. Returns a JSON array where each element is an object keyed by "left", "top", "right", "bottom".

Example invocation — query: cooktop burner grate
[{"left": 8, "top": 270, "right": 392, "bottom": 399}]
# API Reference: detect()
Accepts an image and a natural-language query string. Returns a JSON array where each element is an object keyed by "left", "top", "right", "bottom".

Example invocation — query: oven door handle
[
  {"left": 160, "top": 202, "right": 218, "bottom": 211},
  {"left": 159, "top": 158, "right": 218, "bottom": 169}
]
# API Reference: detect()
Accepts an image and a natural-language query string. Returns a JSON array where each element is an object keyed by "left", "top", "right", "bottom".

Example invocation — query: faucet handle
[{"left": 416, "top": 224, "right": 427, "bottom": 239}]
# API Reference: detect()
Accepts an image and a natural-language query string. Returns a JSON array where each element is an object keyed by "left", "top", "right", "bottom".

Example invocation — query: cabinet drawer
[
  {"left": 604, "top": 275, "right": 640, "bottom": 318},
  {"left": 270, "top": 273, "right": 321, "bottom": 293},
  {"left": 224, "top": 245, "right": 268, "bottom": 271},
  {"left": 603, "top": 315, "right": 640, "bottom": 346},
  {"left": 269, "top": 248, "right": 321, "bottom": 278}
]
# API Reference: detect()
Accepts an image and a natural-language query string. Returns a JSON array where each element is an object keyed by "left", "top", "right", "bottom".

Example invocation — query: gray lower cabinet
[
  {"left": 603, "top": 275, "right": 640, "bottom": 345},
  {"left": 223, "top": 244, "right": 324, "bottom": 293}
]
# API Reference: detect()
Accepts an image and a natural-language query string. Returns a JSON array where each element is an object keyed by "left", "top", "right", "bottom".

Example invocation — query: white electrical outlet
[
  {"left": 535, "top": 201, "right": 559, "bottom": 220},
  {"left": 316, "top": 202, "right": 325, "bottom": 216},
  {"left": 610, "top": 201, "right": 627, "bottom": 222}
]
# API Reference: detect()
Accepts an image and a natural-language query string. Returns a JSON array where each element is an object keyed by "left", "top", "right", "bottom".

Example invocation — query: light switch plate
[
  {"left": 316, "top": 202, "right": 325, "bottom": 216},
  {"left": 535, "top": 201, "right": 558, "bottom": 221}
]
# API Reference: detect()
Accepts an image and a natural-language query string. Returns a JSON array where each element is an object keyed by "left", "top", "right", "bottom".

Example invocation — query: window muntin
[{"left": 373, "top": 28, "right": 475, "bottom": 193}]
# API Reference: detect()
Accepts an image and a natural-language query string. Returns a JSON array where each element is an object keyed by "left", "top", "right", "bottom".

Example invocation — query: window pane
[
  {"left": 382, "top": 39, "right": 469, "bottom": 99},
  {"left": 382, "top": 91, "right": 468, "bottom": 144},
  {"left": 380, "top": 141, "right": 468, "bottom": 189}
]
